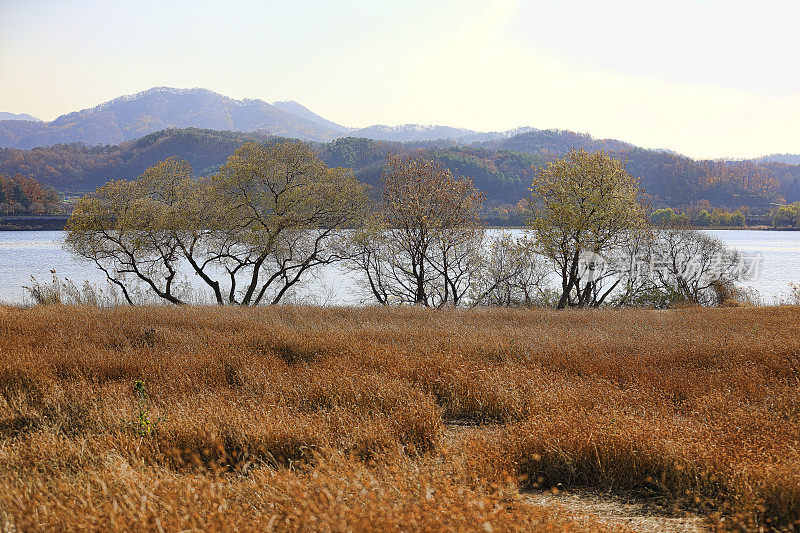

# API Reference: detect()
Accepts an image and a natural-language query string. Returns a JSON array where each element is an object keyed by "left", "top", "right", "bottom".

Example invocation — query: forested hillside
[
  {"left": 0, "top": 129, "right": 274, "bottom": 191},
  {"left": 0, "top": 174, "right": 60, "bottom": 214},
  {"left": 486, "top": 132, "right": 799, "bottom": 207},
  {"left": 1, "top": 127, "right": 797, "bottom": 209}
]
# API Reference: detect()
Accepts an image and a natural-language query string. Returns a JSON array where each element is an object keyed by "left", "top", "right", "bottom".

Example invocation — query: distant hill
[
  {"left": 0, "top": 112, "right": 41, "bottom": 122},
  {"left": 1, "top": 87, "right": 795, "bottom": 197},
  {"left": 2, "top": 127, "right": 797, "bottom": 209},
  {"left": 0, "top": 87, "right": 541, "bottom": 149},
  {"left": 349, "top": 124, "right": 477, "bottom": 142},
  {"left": 347, "top": 124, "right": 539, "bottom": 143},
  {"left": 482, "top": 129, "right": 636, "bottom": 154},
  {"left": 0, "top": 128, "right": 275, "bottom": 191},
  {"left": 272, "top": 101, "right": 350, "bottom": 134},
  {"left": 0, "top": 174, "right": 60, "bottom": 215},
  {"left": 483, "top": 131, "right": 798, "bottom": 207},
  {"left": 0, "top": 88, "right": 344, "bottom": 149},
  {"left": 1, "top": 89, "right": 797, "bottom": 209},
  {"left": 756, "top": 154, "right": 800, "bottom": 165}
]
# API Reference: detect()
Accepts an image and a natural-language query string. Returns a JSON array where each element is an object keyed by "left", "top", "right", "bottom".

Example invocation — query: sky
[{"left": 1, "top": 0, "right": 798, "bottom": 159}]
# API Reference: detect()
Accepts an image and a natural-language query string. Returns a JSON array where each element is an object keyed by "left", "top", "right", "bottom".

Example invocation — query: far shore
[{"left": 1, "top": 215, "right": 799, "bottom": 232}]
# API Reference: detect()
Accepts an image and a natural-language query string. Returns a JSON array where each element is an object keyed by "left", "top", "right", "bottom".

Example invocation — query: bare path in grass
[
  {"left": 525, "top": 491, "right": 705, "bottom": 533},
  {"left": 444, "top": 421, "right": 707, "bottom": 532}
]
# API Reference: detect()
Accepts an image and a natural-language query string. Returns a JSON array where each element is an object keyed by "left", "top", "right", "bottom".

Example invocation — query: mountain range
[
  {"left": 2, "top": 126, "right": 799, "bottom": 211},
  {"left": 0, "top": 87, "right": 542, "bottom": 149},
  {"left": 3, "top": 87, "right": 796, "bottom": 163},
  {"left": 1, "top": 88, "right": 799, "bottom": 210},
  {"left": 0, "top": 112, "right": 41, "bottom": 122},
  {"left": 0, "top": 88, "right": 348, "bottom": 149}
]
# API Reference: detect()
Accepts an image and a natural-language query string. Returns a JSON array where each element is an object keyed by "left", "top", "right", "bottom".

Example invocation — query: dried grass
[{"left": 1, "top": 304, "right": 799, "bottom": 530}]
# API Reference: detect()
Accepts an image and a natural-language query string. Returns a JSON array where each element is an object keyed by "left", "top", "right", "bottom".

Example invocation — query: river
[{"left": 1, "top": 230, "right": 799, "bottom": 305}]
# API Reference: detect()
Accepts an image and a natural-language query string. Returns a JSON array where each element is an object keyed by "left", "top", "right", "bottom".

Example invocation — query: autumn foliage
[{"left": 0, "top": 173, "right": 60, "bottom": 214}]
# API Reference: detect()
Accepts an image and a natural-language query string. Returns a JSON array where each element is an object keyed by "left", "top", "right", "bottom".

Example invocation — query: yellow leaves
[
  {"left": 214, "top": 141, "right": 367, "bottom": 233},
  {"left": 529, "top": 149, "right": 648, "bottom": 251},
  {"left": 138, "top": 158, "right": 193, "bottom": 203}
]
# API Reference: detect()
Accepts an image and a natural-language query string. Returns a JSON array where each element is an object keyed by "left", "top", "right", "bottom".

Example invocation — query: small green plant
[{"left": 131, "top": 380, "right": 161, "bottom": 437}]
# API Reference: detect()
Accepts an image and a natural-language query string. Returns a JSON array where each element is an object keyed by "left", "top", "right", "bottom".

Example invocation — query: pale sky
[{"left": 1, "top": 0, "right": 798, "bottom": 159}]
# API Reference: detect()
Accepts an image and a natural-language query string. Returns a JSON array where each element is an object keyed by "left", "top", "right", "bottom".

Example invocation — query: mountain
[
  {"left": 0, "top": 87, "right": 796, "bottom": 209},
  {"left": 756, "top": 154, "right": 800, "bottom": 165},
  {"left": 0, "top": 85, "right": 543, "bottom": 148},
  {"left": 348, "top": 124, "right": 477, "bottom": 142},
  {"left": 483, "top": 129, "right": 636, "bottom": 154},
  {"left": 0, "top": 112, "right": 41, "bottom": 122},
  {"left": 0, "top": 88, "right": 536, "bottom": 148},
  {"left": 272, "top": 101, "right": 350, "bottom": 133},
  {"left": 0, "top": 88, "right": 344, "bottom": 149},
  {"left": 346, "top": 124, "right": 539, "bottom": 143}
]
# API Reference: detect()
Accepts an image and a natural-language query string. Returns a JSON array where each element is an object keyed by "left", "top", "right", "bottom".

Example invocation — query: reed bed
[{"left": 1, "top": 304, "right": 799, "bottom": 531}]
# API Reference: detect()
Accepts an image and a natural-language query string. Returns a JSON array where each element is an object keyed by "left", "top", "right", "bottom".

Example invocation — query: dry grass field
[{"left": 1, "top": 304, "right": 799, "bottom": 531}]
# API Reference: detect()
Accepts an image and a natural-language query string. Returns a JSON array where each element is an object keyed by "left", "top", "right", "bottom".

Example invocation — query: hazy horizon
[{"left": 1, "top": 0, "right": 798, "bottom": 160}]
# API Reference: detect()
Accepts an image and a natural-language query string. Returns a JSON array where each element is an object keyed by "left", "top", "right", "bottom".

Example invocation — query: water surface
[{"left": 1, "top": 230, "right": 799, "bottom": 305}]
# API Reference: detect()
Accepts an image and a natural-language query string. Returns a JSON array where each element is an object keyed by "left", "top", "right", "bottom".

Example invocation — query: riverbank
[
  {"left": 0, "top": 215, "right": 70, "bottom": 231},
  {"left": 2, "top": 217, "right": 798, "bottom": 232},
  {"left": 1, "top": 305, "right": 799, "bottom": 531}
]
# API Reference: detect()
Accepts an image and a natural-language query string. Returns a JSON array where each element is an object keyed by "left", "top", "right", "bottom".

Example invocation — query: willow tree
[
  {"left": 66, "top": 143, "right": 368, "bottom": 305},
  {"left": 349, "top": 155, "right": 485, "bottom": 306},
  {"left": 213, "top": 142, "right": 368, "bottom": 305},
  {"left": 65, "top": 159, "right": 193, "bottom": 305},
  {"left": 529, "top": 149, "right": 648, "bottom": 308}
]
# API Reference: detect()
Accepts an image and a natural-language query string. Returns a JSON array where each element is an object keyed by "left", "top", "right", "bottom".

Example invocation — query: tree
[
  {"left": 773, "top": 202, "right": 800, "bottom": 228},
  {"left": 66, "top": 143, "right": 368, "bottom": 305},
  {"left": 471, "top": 233, "right": 551, "bottom": 307},
  {"left": 528, "top": 149, "right": 649, "bottom": 308},
  {"left": 0, "top": 174, "right": 60, "bottom": 215},
  {"left": 212, "top": 142, "right": 368, "bottom": 305},
  {"left": 695, "top": 210, "right": 711, "bottom": 227},
  {"left": 650, "top": 228, "right": 747, "bottom": 306},
  {"left": 606, "top": 224, "right": 665, "bottom": 307},
  {"left": 349, "top": 155, "right": 485, "bottom": 306},
  {"left": 729, "top": 210, "right": 746, "bottom": 227},
  {"left": 65, "top": 172, "right": 187, "bottom": 305},
  {"left": 651, "top": 208, "right": 676, "bottom": 226}
]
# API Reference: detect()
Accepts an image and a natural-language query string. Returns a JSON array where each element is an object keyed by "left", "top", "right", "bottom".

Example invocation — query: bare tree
[
  {"left": 350, "top": 155, "right": 485, "bottom": 307},
  {"left": 651, "top": 227, "right": 746, "bottom": 306},
  {"left": 471, "top": 233, "right": 551, "bottom": 307}
]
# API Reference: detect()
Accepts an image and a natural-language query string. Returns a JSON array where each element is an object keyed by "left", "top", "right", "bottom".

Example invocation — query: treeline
[
  {"left": 620, "top": 150, "right": 791, "bottom": 208},
  {"left": 0, "top": 130, "right": 540, "bottom": 204},
  {"left": 2, "top": 127, "right": 799, "bottom": 209},
  {"left": 651, "top": 206, "right": 747, "bottom": 227},
  {"left": 65, "top": 144, "right": 752, "bottom": 309},
  {"left": 0, "top": 174, "right": 60, "bottom": 215},
  {"left": 772, "top": 202, "right": 800, "bottom": 228},
  {"left": 0, "top": 129, "right": 275, "bottom": 192}
]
